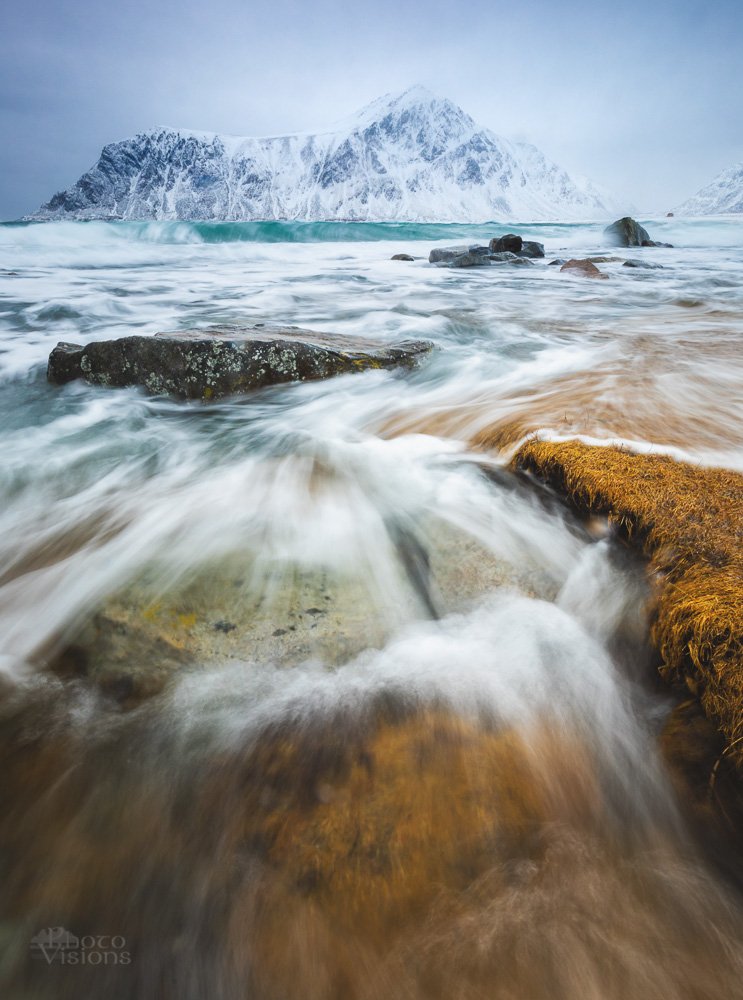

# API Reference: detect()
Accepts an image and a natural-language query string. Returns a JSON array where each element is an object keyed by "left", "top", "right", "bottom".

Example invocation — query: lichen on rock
[{"left": 47, "top": 325, "right": 434, "bottom": 400}]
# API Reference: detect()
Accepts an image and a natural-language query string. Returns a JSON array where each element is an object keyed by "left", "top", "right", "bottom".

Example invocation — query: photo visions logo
[{"left": 30, "top": 927, "right": 131, "bottom": 966}]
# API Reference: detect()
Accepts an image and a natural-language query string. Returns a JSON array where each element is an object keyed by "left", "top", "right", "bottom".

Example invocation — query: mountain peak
[
  {"left": 30, "top": 89, "right": 624, "bottom": 223},
  {"left": 347, "top": 86, "right": 472, "bottom": 129}
]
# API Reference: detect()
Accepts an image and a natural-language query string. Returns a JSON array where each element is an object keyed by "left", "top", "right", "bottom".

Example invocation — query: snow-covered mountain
[
  {"left": 676, "top": 162, "right": 743, "bottom": 215},
  {"left": 31, "top": 86, "right": 624, "bottom": 223}
]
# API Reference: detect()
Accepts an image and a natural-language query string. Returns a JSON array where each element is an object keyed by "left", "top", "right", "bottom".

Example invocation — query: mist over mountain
[{"left": 31, "top": 87, "right": 627, "bottom": 223}]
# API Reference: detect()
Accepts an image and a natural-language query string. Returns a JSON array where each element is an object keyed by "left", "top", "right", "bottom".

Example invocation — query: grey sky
[{"left": 1, "top": 0, "right": 741, "bottom": 220}]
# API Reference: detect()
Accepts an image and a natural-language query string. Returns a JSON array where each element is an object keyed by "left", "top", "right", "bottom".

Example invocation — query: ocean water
[{"left": 0, "top": 218, "right": 742, "bottom": 999}]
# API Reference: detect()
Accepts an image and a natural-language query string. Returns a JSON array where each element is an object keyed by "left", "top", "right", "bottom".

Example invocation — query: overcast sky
[{"left": 1, "top": 0, "right": 741, "bottom": 220}]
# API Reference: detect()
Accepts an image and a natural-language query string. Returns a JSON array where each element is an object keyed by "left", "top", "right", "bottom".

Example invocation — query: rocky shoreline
[
  {"left": 398, "top": 216, "right": 671, "bottom": 275},
  {"left": 40, "top": 216, "right": 740, "bottom": 787},
  {"left": 44, "top": 217, "right": 668, "bottom": 402}
]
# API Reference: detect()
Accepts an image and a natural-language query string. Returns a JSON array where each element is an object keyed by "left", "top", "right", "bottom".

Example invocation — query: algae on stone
[{"left": 513, "top": 440, "right": 743, "bottom": 769}]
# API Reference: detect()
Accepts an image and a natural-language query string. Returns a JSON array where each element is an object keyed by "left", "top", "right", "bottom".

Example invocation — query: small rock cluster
[
  {"left": 427, "top": 234, "right": 545, "bottom": 268},
  {"left": 404, "top": 217, "right": 672, "bottom": 278}
]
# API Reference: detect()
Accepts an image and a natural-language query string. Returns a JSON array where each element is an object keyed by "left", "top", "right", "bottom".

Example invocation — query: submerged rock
[
  {"left": 560, "top": 259, "right": 609, "bottom": 279},
  {"left": 49, "top": 512, "right": 543, "bottom": 705},
  {"left": 604, "top": 216, "right": 673, "bottom": 248},
  {"left": 623, "top": 259, "right": 664, "bottom": 269},
  {"left": 47, "top": 326, "right": 434, "bottom": 400},
  {"left": 391, "top": 253, "right": 415, "bottom": 261}
]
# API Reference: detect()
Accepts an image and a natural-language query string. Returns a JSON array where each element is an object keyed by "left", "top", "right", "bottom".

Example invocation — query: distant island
[{"left": 676, "top": 161, "right": 743, "bottom": 215}]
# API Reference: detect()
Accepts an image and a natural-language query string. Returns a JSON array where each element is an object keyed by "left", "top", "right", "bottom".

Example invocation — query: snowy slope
[
  {"left": 31, "top": 86, "right": 625, "bottom": 223},
  {"left": 676, "top": 162, "right": 743, "bottom": 215}
]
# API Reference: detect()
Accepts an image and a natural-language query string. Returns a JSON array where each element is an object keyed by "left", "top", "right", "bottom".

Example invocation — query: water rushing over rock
[{"left": 0, "top": 218, "right": 742, "bottom": 998}]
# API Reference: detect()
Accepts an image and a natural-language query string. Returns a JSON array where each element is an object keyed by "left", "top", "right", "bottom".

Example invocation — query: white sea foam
[{"left": 1, "top": 218, "right": 742, "bottom": 1000}]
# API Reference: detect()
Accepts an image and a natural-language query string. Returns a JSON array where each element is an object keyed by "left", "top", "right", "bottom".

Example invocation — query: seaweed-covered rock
[
  {"left": 512, "top": 439, "right": 743, "bottom": 771},
  {"left": 47, "top": 326, "right": 434, "bottom": 400}
]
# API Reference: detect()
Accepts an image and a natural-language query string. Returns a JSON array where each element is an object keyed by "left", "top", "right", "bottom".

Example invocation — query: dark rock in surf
[
  {"left": 391, "top": 253, "right": 415, "bottom": 261},
  {"left": 548, "top": 258, "right": 566, "bottom": 266},
  {"left": 489, "top": 234, "right": 522, "bottom": 254},
  {"left": 517, "top": 240, "right": 545, "bottom": 259},
  {"left": 429, "top": 240, "right": 543, "bottom": 267},
  {"left": 604, "top": 216, "right": 651, "bottom": 247},
  {"left": 604, "top": 216, "right": 673, "bottom": 248},
  {"left": 47, "top": 325, "right": 434, "bottom": 400},
  {"left": 488, "top": 235, "right": 545, "bottom": 259}
]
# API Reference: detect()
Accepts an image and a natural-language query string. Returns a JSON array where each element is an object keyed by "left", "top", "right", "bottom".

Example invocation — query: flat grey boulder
[
  {"left": 443, "top": 251, "right": 493, "bottom": 268},
  {"left": 488, "top": 252, "right": 534, "bottom": 265},
  {"left": 429, "top": 244, "right": 490, "bottom": 264},
  {"left": 47, "top": 325, "right": 434, "bottom": 400}
]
